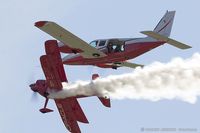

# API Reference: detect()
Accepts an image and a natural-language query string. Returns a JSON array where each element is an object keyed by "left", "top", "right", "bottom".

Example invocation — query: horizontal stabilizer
[
  {"left": 91, "top": 74, "right": 111, "bottom": 107},
  {"left": 141, "top": 31, "right": 191, "bottom": 49},
  {"left": 98, "top": 97, "right": 111, "bottom": 108}
]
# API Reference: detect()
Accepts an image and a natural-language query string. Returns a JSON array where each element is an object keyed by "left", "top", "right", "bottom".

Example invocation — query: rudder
[{"left": 153, "top": 11, "right": 175, "bottom": 37}]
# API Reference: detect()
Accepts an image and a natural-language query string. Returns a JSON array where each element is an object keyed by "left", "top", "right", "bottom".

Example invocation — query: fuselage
[{"left": 62, "top": 37, "right": 165, "bottom": 68}]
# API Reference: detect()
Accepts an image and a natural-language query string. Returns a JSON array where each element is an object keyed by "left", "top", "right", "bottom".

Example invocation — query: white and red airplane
[{"left": 35, "top": 11, "right": 191, "bottom": 69}]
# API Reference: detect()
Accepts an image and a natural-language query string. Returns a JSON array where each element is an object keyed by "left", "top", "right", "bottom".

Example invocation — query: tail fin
[
  {"left": 153, "top": 11, "right": 175, "bottom": 37},
  {"left": 92, "top": 74, "right": 111, "bottom": 108}
]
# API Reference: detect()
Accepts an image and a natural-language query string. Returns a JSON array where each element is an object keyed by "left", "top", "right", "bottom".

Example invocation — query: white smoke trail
[{"left": 48, "top": 53, "right": 200, "bottom": 104}]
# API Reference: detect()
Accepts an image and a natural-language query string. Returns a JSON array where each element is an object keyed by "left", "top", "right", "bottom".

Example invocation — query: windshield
[{"left": 89, "top": 41, "right": 98, "bottom": 47}]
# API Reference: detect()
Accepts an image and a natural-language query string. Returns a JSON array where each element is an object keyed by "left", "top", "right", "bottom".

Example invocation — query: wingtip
[
  {"left": 184, "top": 46, "right": 192, "bottom": 49},
  {"left": 35, "top": 21, "right": 48, "bottom": 27}
]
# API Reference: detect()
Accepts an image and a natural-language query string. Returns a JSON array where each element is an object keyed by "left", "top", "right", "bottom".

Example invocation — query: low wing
[
  {"left": 141, "top": 31, "right": 192, "bottom": 49},
  {"left": 35, "top": 21, "right": 107, "bottom": 58},
  {"left": 114, "top": 61, "right": 144, "bottom": 68},
  {"left": 55, "top": 98, "right": 89, "bottom": 133},
  {"left": 104, "top": 61, "right": 143, "bottom": 69},
  {"left": 40, "top": 40, "right": 67, "bottom": 90}
]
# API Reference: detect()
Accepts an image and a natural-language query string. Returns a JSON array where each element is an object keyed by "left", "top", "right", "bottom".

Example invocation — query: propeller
[
  {"left": 29, "top": 83, "right": 38, "bottom": 101},
  {"left": 31, "top": 91, "right": 38, "bottom": 101},
  {"left": 28, "top": 66, "right": 44, "bottom": 102}
]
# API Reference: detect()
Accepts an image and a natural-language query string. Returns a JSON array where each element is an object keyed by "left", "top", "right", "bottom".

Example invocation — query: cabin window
[
  {"left": 89, "top": 41, "right": 98, "bottom": 47},
  {"left": 99, "top": 40, "right": 106, "bottom": 46},
  {"left": 107, "top": 41, "right": 124, "bottom": 53}
]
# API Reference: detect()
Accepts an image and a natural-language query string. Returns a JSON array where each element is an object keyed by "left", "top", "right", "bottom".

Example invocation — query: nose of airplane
[{"left": 29, "top": 83, "right": 38, "bottom": 92}]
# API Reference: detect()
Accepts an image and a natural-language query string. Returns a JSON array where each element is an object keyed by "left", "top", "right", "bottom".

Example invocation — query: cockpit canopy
[
  {"left": 89, "top": 40, "right": 98, "bottom": 47},
  {"left": 89, "top": 39, "right": 125, "bottom": 53},
  {"left": 89, "top": 39, "right": 124, "bottom": 47}
]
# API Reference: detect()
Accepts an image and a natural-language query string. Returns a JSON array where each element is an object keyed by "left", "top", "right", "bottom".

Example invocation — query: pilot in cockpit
[
  {"left": 114, "top": 44, "right": 121, "bottom": 52},
  {"left": 107, "top": 42, "right": 114, "bottom": 53},
  {"left": 107, "top": 42, "right": 124, "bottom": 53}
]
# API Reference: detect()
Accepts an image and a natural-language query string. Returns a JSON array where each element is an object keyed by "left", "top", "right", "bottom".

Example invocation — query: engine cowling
[{"left": 29, "top": 80, "right": 49, "bottom": 97}]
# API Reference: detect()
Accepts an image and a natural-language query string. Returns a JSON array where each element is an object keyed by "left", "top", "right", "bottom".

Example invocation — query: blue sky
[{"left": 0, "top": 0, "right": 200, "bottom": 133}]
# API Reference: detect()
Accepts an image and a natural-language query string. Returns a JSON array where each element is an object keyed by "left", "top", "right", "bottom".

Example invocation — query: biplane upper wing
[{"left": 35, "top": 21, "right": 107, "bottom": 58}]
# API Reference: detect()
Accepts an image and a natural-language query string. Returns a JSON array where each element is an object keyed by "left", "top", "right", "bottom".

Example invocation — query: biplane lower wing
[{"left": 55, "top": 98, "right": 89, "bottom": 133}]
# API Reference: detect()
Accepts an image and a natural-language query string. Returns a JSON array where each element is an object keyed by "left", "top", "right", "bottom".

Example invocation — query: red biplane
[
  {"left": 35, "top": 11, "right": 191, "bottom": 69},
  {"left": 30, "top": 41, "right": 110, "bottom": 133}
]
